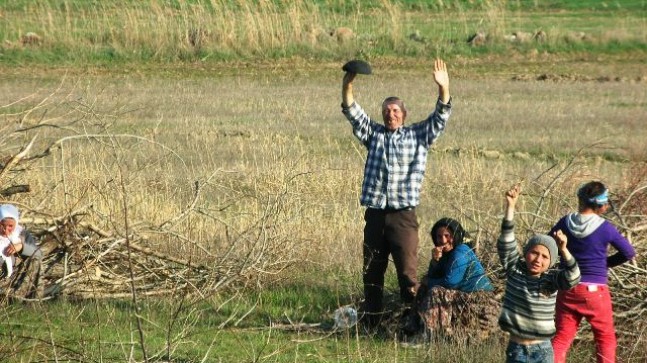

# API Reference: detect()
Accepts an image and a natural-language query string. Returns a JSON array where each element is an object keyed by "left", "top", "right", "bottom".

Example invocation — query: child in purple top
[{"left": 549, "top": 181, "right": 636, "bottom": 363}]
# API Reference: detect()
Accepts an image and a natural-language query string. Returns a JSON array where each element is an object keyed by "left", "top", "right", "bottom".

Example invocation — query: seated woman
[
  {"left": 411, "top": 218, "right": 499, "bottom": 340},
  {"left": 423, "top": 217, "right": 493, "bottom": 292},
  {"left": 1, "top": 204, "right": 44, "bottom": 299}
]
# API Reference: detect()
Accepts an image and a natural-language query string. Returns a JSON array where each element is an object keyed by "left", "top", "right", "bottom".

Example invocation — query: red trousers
[{"left": 552, "top": 284, "right": 617, "bottom": 363}]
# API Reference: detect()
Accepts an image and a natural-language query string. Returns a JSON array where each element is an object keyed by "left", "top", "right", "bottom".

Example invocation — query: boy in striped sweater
[{"left": 497, "top": 185, "right": 581, "bottom": 363}]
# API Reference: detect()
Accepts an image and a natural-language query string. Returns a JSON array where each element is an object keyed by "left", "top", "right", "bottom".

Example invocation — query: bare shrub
[{"left": 1, "top": 81, "right": 300, "bottom": 302}]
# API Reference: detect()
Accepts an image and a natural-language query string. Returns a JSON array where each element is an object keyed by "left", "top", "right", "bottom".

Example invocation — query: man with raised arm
[{"left": 341, "top": 59, "right": 452, "bottom": 328}]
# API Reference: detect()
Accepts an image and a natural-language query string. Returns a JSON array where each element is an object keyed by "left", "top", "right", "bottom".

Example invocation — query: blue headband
[{"left": 589, "top": 189, "right": 609, "bottom": 205}]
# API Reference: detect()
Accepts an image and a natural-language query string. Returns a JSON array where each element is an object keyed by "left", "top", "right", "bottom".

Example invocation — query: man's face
[
  {"left": 525, "top": 244, "right": 551, "bottom": 276},
  {"left": 382, "top": 103, "right": 405, "bottom": 131},
  {"left": 0, "top": 218, "right": 16, "bottom": 237}
]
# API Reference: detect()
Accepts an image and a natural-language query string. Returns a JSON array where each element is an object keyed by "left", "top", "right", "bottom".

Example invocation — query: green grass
[
  {"left": 1, "top": 282, "right": 631, "bottom": 362},
  {"left": 1, "top": 0, "right": 645, "bottom": 66},
  {"left": 2, "top": 0, "right": 646, "bottom": 11},
  {"left": 0, "top": 282, "right": 368, "bottom": 361}
]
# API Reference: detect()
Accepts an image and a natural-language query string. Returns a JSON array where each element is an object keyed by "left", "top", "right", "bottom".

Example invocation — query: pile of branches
[
  {"left": 11, "top": 208, "right": 212, "bottom": 300},
  {"left": 1, "top": 92, "right": 295, "bottom": 302},
  {"left": 603, "top": 162, "right": 647, "bottom": 344},
  {"left": 0, "top": 134, "right": 224, "bottom": 300},
  {"left": 5, "top": 201, "right": 289, "bottom": 301}
]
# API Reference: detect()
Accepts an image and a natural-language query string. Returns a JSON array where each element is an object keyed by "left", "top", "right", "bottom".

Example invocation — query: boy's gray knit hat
[{"left": 523, "top": 234, "right": 558, "bottom": 268}]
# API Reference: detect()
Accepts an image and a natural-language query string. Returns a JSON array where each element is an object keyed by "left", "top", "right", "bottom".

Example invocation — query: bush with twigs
[{"left": 0, "top": 84, "right": 300, "bottom": 303}]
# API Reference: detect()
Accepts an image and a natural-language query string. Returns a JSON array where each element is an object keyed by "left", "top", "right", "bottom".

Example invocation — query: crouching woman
[
  {"left": 412, "top": 218, "right": 498, "bottom": 340},
  {"left": 1, "top": 204, "right": 44, "bottom": 299}
]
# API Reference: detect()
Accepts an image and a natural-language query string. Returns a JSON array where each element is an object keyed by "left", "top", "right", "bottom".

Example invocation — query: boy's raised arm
[
  {"left": 498, "top": 184, "right": 522, "bottom": 271},
  {"left": 504, "top": 184, "right": 521, "bottom": 221},
  {"left": 551, "top": 229, "right": 581, "bottom": 289}
]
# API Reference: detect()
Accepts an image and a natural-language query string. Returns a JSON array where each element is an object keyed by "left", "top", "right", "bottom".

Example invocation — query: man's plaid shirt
[{"left": 342, "top": 98, "right": 452, "bottom": 210}]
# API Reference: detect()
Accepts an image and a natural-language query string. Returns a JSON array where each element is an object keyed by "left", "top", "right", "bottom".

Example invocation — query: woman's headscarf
[
  {"left": 0, "top": 204, "right": 23, "bottom": 240},
  {"left": 430, "top": 217, "right": 468, "bottom": 247}
]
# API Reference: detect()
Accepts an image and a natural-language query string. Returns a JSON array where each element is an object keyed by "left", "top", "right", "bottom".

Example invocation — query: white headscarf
[
  {"left": 0, "top": 204, "right": 20, "bottom": 278},
  {"left": 0, "top": 204, "right": 24, "bottom": 241}
]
